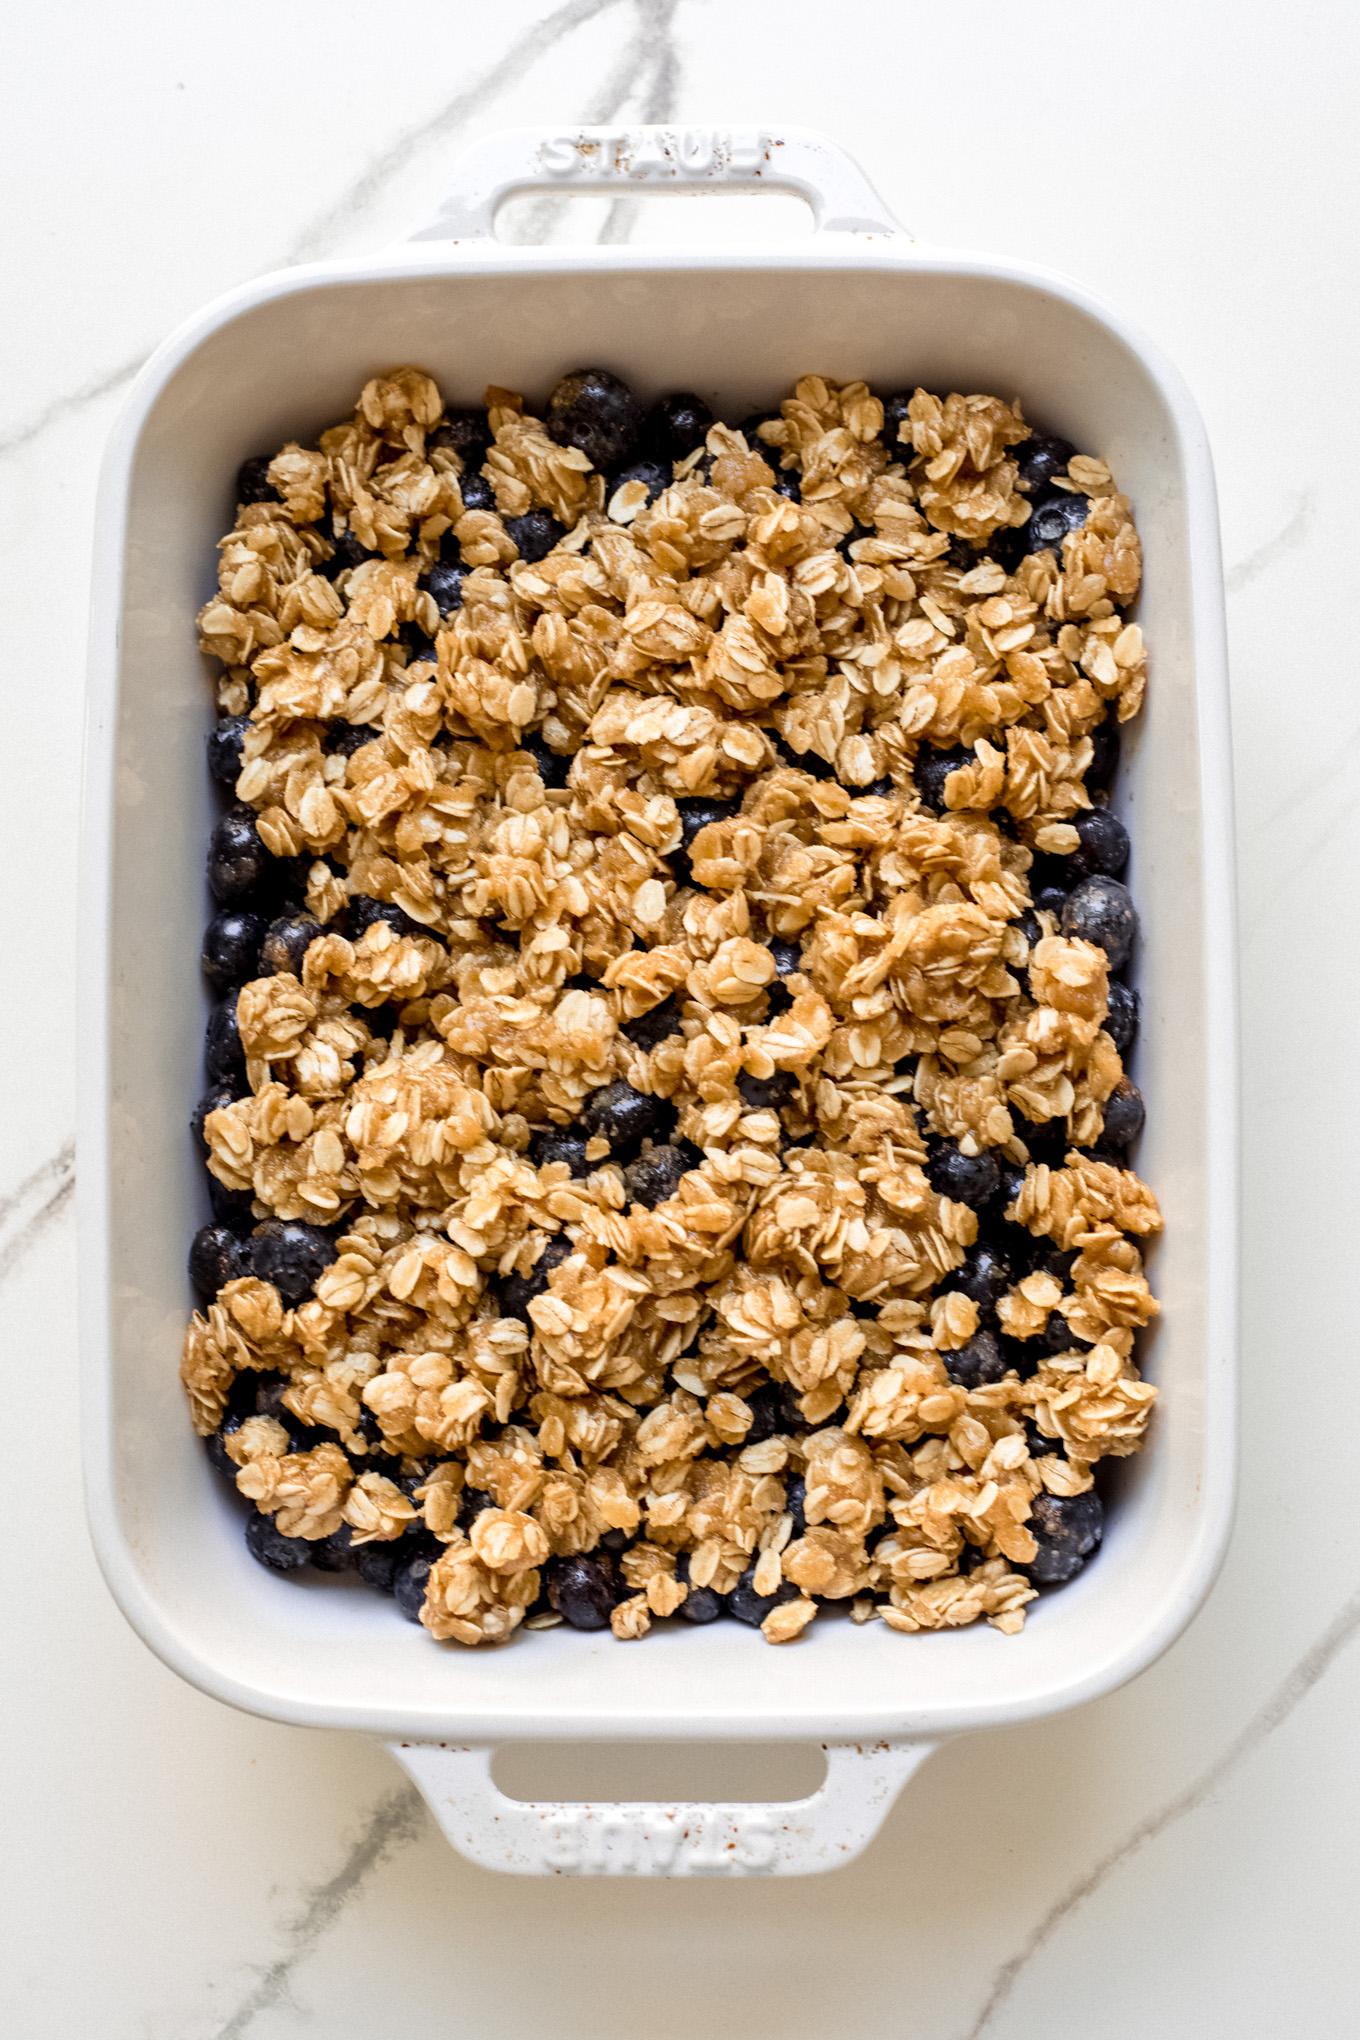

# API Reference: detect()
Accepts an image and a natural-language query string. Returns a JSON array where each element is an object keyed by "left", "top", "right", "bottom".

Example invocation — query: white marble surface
[{"left": 4, "top": 1, "right": 1358, "bottom": 2031}]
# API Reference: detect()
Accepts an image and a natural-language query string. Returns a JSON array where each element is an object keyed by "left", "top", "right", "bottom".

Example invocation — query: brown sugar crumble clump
[{"left": 183, "top": 368, "right": 1159, "bottom": 1647}]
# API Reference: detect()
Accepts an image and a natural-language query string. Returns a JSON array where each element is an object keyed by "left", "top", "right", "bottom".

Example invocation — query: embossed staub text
[
  {"left": 536, "top": 128, "right": 772, "bottom": 181},
  {"left": 537, "top": 1807, "right": 780, "bottom": 1875}
]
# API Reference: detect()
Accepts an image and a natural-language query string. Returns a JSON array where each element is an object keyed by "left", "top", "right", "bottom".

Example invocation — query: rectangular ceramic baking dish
[{"left": 79, "top": 126, "right": 1237, "bottom": 1877}]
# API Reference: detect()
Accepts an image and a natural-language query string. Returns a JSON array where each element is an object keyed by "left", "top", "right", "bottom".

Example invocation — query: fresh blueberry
[
  {"left": 1033, "top": 883, "right": 1069, "bottom": 919},
  {"left": 355, "top": 1542, "right": 406, "bottom": 1593},
  {"left": 393, "top": 1550, "right": 435, "bottom": 1621},
  {"left": 742, "top": 1383, "right": 782, "bottom": 1446},
  {"left": 499, "top": 1235, "right": 572, "bottom": 1325},
  {"left": 770, "top": 938, "right": 802, "bottom": 981},
  {"left": 311, "top": 1525, "right": 358, "bottom": 1572},
  {"left": 250, "top": 1219, "right": 338, "bottom": 1305},
  {"left": 1062, "top": 877, "right": 1138, "bottom": 970},
  {"left": 737, "top": 1069, "right": 795, "bottom": 1113},
  {"left": 1035, "top": 1244, "right": 1078, "bottom": 1281},
  {"left": 773, "top": 467, "right": 802, "bottom": 502},
  {"left": 839, "top": 520, "right": 875, "bottom": 561},
  {"left": 547, "top": 368, "right": 643, "bottom": 469},
  {"left": 771, "top": 732, "right": 836, "bottom": 780},
  {"left": 778, "top": 1384, "right": 808, "bottom": 1433},
  {"left": 553, "top": 1553, "right": 616, "bottom": 1630},
  {"left": 582, "top": 1081, "right": 669, "bottom": 1154},
  {"left": 326, "top": 722, "right": 379, "bottom": 758},
  {"left": 914, "top": 744, "right": 973, "bottom": 813},
  {"left": 986, "top": 526, "right": 1028, "bottom": 575},
  {"left": 927, "top": 1142, "right": 1001, "bottom": 1210},
  {"left": 506, "top": 510, "right": 566, "bottom": 563},
  {"left": 640, "top": 391, "right": 714, "bottom": 462},
  {"left": 623, "top": 1144, "right": 692, "bottom": 1210},
  {"left": 948, "top": 1243, "right": 1013, "bottom": 1314},
  {"left": 1025, "top": 1418, "right": 1064, "bottom": 1460},
  {"left": 431, "top": 407, "right": 492, "bottom": 465},
  {"left": 208, "top": 1177, "right": 256, "bottom": 1231},
  {"left": 458, "top": 1486, "right": 496, "bottom": 1529},
  {"left": 1022, "top": 1489, "right": 1104, "bottom": 1586},
  {"left": 205, "top": 995, "right": 246, "bottom": 1085},
  {"left": 458, "top": 470, "right": 496, "bottom": 514},
  {"left": 201, "top": 907, "right": 263, "bottom": 989},
  {"left": 946, "top": 537, "right": 982, "bottom": 572},
  {"left": 597, "top": 1527, "right": 629, "bottom": 1554},
  {"left": 208, "top": 805, "right": 270, "bottom": 903},
  {"left": 729, "top": 1565, "right": 801, "bottom": 1628},
  {"left": 783, "top": 1471, "right": 807, "bottom": 1535},
  {"left": 401, "top": 629, "right": 438, "bottom": 672},
  {"left": 189, "top": 1224, "right": 250, "bottom": 1299},
  {"left": 608, "top": 459, "right": 670, "bottom": 507},
  {"left": 880, "top": 391, "right": 915, "bottom": 462},
  {"left": 860, "top": 777, "right": 894, "bottom": 798},
  {"left": 1071, "top": 807, "right": 1129, "bottom": 879},
  {"left": 622, "top": 993, "right": 684, "bottom": 1053},
  {"left": 208, "top": 714, "right": 249, "bottom": 787},
  {"left": 191, "top": 1081, "right": 243, "bottom": 1152},
  {"left": 252, "top": 1377, "right": 290, "bottom": 1425},
  {"left": 1023, "top": 490, "right": 1090, "bottom": 557},
  {"left": 1086, "top": 714, "right": 1121, "bottom": 791},
  {"left": 1100, "top": 1078, "right": 1145, "bottom": 1150},
  {"left": 528, "top": 1128, "right": 593, "bottom": 1178},
  {"left": 520, "top": 731, "right": 571, "bottom": 790},
  {"left": 674, "top": 1552, "right": 725, "bottom": 1623},
  {"left": 320, "top": 528, "right": 371, "bottom": 580},
  {"left": 258, "top": 913, "right": 321, "bottom": 979},
  {"left": 236, "top": 456, "right": 279, "bottom": 505},
  {"left": 1105, "top": 980, "right": 1140, "bottom": 1055},
  {"left": 205, "top": 1408, "right": 244, "bottom": 1478},
  {"left": 941, "top": 1328, "right": 1008, "bottom": 1390},
  {"left": 1037, "top": 1310, "right": 1074, "bottom": 1355},
  {"left": 245, "top": 1512, "right": 313, "bottom": 1574},
  {"left": 347, "top": 894, "right": 424, "bottom": 941},
  {"left": 421, "top": 558, "right": 468, "bottom": 616},
  {"left": 1014, "top": 433, "right": 1076, "bottom": 494},
  {"left": 673, "top": 795, "right": 738, "bottom": 880}
]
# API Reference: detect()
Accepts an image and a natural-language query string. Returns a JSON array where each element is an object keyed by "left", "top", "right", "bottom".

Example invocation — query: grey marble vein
[
  {"left": 958, "top": 1582, "right": 1360, "bottom": 2038},
  {"left": 0, "top": 1141, "right": 75, "bottom": 1285},
  {"left": 1226, "top": 490, "right": 1314, "bottom": 594},
  {"left": 0, "top": 352, "right": 147, "bottom": 461},
  {"left": 210, "top": 1784, "right": 426, "bottom": 2039}
]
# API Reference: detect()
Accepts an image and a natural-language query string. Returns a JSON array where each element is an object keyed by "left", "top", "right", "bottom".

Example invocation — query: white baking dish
[{"left": 79, "top": 126, "right": 1237, "bottom": 1876}]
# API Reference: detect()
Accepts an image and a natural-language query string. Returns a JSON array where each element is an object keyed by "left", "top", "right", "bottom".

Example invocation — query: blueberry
[
  {"left": 941, "top": 1328, "right": 1008, "bottom": 1390},
  {"left": 839, "top": 520, "right": 875, "bottom": 560},
  {"left": 783, "top": 1471, "right": 807, "bottom": 1535},
  {"left": 520, "top": 731, "right": 571, "bottom": 790},
  {"left": 191, "top": 1081, "right": 243, "bottom": 1152},
  {"left": 948, "top": 1243, "right": 1013, "bottom": 1314},
  {"left": 729, "top": 1564, "right": 801, "bottom": 1628},
  {"left": 1105, "top": 980, "right": 1140, "bottom": 1055},
  {"left": 326, "top": 722, "right": 379, "bottom": 758},
  {"left": 640, "top": 391, "right": 714, "bottom": 462},
  {"left": 1035, "top": 1244, "right": 1078, "bottom": 1281},
  {"left": 459, "top": 1486, "right": 495, "bottom": 1529},
  {"left": 623, "top": 1144, "right": 692, "bottom": 1210},
  {"left": 528, "top": 1128, "right": 593, "bottom": 1178},
  {"left": 1071, "top": 807, "right": 1129, "bottom": 879},
  {"left": 1100, "top": 1077, "right": 1145, "bottom": 1150},
  {"left": 553, "top": 1553, "right": 615, "bottom": 1630},
  {"left": 1014, "top": 433, "right": 1076, "bottom": 494},
  {"left": 742, "top": 1382, "right": 782, "bottom": 1446},
  {"left": 927, "top": 1142, "right": 1001, "bottom": 1210},
  {"left": 458, "top": 470, "right": 496, "bottom": 514},
  {"left": 205, "top": 1409, "right": 244, "bottom": 1478},
  {"left": 1062, "top": 877, "right": 1138, "bottom": 970},
  {"left": 251, "top": 1377, "right": 290, "bottom": 1425},
  {"left": 205, "top": 995, "right": 245, "bottom": 1085},
  {"left": 189, "top": 1223, "right": 250, "bottom": 1299},
  {"left": 737, "top": 1069, "right": 796, "bottom": 1113},
  {"left": 355, "top": 1542, "right": 406, "bottom": 1593},
  {"left": 250, "top": 1219, "right": 338, "bottom": 1305},
  {"left": 945, "top": 537, "right": 982, "bottom": 572},
  {"left": 622, "top": 993, "right": 684, "bottom": 1053},
  {"left": 773, "top": 467, "right": 802, "bottom": 502},
  {"left": 1086, "top": 714, "right": 1121, "bottom": 791},
  {"left": 236, "top": 456, "right": 279, "bottom": 505},
  {"left": 674, "top": 1552, "right": 725, "bottom": 1623},
  {"left": 208, "top": 1176, "right": 256, "bottom": 1230},
  {"left": 208, "top": 805, "right": 270, "bottom": 903},
  {"left": 1037, "top": 1310, "right": 1074, "bottom": 1355},
  {"left": 320, "top": 528, "right": 371, "bottom": 580},
  {"left": 208, "top": 714, "right": 249, "bottom": 787},
  {"left": 401, "top": 627, "right": 438, "bottom": 668},
  {"left": 347, "top": 894, "right": 424, "bottom": 941},
  {"left": 675, "top": 795, "right": 738, "bottom": 867},
  {"left": 880, "top": 391, "right": 915, "bottom": 461},
  {"left": 914, "top": 744, "right": 973, "bottom": 813},
  {"left": 986, "top": 526, "right": 1028, "bottom": 575},
  {"left": 1032, "top": 883, "right": 1069, "bottom": 919},
  {"left": 312, "top": 1525, "right": 358, "bottom": 1572},
  {"left": 1025, "top": 1418, "right": 1064, "bottom": 1460},
  {"left": 547, "top": 368, "right": 643, "bottom": 469},
  {"left": 431, "top": 406, "right": 492, "bottom": 465},
  {"left": 1022, "top": 1489, "right": 1104, "bottom": 1586},
  {"left": 778, "top": 1384, "right": 808, "bottom": 1434},
  {"left": 499, "top": 1235, "right": 572, "bottom": 1325},
  {"left": 1023, "top": 489, "right": 1090, "bottom": 557},
  {"left": 421, "top": 558, "right": 468, "bottom": 617},
  {"left": 608, "top": 459, "right": 670, "bottom": 508},
  {"left": 771, "top": 732, "right": 836, "bottom": 780},
  {"left": 770, "top": 938, "right": 802, "bottom": 981},
  {"left": 860, "top": 777, "right": 894, "bottom": 798},
  {"left": 598, "top": 1527, "right": 629, "bottom": 1554},
  {"left": 258, "top": 913, "right": 321, "bottom": 980},
  {"left": 394, "top": 1550, "right": 435, "bottom": 1621},
  {"left": 582, "top": 1080, "right": 668, "bottom": 1153},
  {"left": 201, "top": 907, "right": 263, "bottom": 989},
  {"left": 245, "top": 1512, "right": 313, "bottom": 1574},
  {"left": 506, "top": 510, "right": 566, "bottom": 563}
]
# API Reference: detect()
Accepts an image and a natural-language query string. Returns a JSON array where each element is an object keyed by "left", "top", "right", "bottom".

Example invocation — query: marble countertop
[{"left": 4, "top": 2, "right": 1357, "bottom": 2032}]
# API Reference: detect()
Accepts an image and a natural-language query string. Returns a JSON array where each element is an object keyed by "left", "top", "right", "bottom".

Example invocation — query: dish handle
[
  {"left": 385, "top": 1738, "right": 936, "bottom": 1877},
  {"left": 402, "top": 124, "right": 908, "bottom": 245}
]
